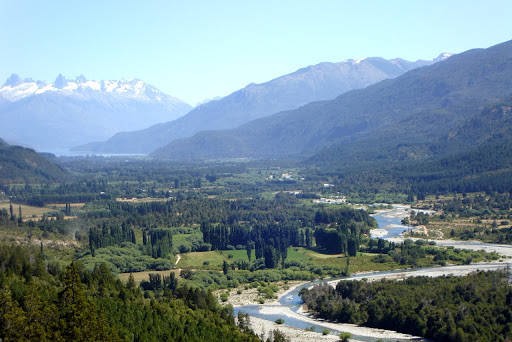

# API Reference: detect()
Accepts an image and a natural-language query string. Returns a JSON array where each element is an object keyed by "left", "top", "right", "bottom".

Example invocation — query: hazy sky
[{"left": 1, "top": 0, "right": 511, "bottom": 105}]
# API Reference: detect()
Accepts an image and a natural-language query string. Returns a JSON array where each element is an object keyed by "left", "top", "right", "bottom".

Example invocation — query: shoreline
[
  {"left": 232, "top": 259, "right": 511, "bottom": 342},
  {"left": 232, "top": 281, "right": 425, "bottom": 342}
]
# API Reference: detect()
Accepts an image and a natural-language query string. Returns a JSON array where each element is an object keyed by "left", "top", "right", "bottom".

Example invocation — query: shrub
[
  {"left": 275, "top": 318, "right": 284, "bottom": 324},
  {"left": 339, "top": 332, "right": 352, "bottom": 342}
]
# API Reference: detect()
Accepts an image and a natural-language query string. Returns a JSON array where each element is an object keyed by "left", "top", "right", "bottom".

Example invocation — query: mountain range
[
  {"left": 150, "top": 40, "right": 512, "bottom": 166},
  {"left": 0, "top": 75, "right": 192, "bottom": 149},
  {"left": 75, "top": 56, "right": 442, "bottom": 154}
]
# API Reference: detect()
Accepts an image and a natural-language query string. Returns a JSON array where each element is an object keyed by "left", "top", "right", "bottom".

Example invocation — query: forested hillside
[
  {"left": 0, "top": 143, "right": 66, "bottom": 184},
  {"left": 300, "top": 94, "right": 512, "bottom": 199},
  {"left": 0, "top": 243, "right": 261, "bottom": 341}
]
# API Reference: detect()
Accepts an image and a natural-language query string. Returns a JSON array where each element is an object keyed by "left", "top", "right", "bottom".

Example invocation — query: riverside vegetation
[{"left": 300, "top": 270, "right": 512, "bottom": 342}]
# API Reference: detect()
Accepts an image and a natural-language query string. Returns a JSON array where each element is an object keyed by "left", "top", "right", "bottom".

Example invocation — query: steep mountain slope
[
  {"left": 445, "top": 97, "right": 512, "bottom": 148},
  {"left": 391, "top": 97, "right": 512, "bottom": 194},
  {"left": 151, "top": 40, "right": 512, "bottom": 162},
  {"left": 0, "top": 140, "right": 66, "bottom": 184},
  {"left": 0, "top": 75, "right": 191, "bottom": 150},
  {"left": 77, "top": 57, "right": 436, "bottom": 154}
]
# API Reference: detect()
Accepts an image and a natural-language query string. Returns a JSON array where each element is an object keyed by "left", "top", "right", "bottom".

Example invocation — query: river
[{"left": 234, "top": 206, "right": 512, "bottom": 341}]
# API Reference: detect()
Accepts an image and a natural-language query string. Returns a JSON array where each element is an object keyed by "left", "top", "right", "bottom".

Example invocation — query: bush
[
  {"left": 371, "top": 254, "right": 393, "bottom": 263},
  {"left": 275, "top": 318, "right": 284, "bottom": 324},
  {"left": 179, "top": 244, "right": 191, "bottom": 253},
  {"left": 339, "top": 332, "right": 352, "bottom": 342},
  {"left": 197, "top": 243, "right": 212, "bottom": 252},
  {"left": 322, "top": 329, "right": 329, "bottom": 335}
]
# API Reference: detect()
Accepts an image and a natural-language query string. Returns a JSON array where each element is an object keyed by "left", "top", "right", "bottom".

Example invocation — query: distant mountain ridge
[
  {"left": 0, "top": 75, "right": 192, "bottom": 150},
  {"left": 149, "top": 40, "right": 512, "bottom": 163},
  {"left": 0, "top": 74, "right": 183, "bottom": 103},
  {"left": 75, "top": 56, "right": 440, "bottom": 154}
]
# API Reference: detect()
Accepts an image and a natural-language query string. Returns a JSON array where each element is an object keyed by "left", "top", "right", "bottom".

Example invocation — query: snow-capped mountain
[
  {"left": 0, "top": 74, "right": 181, "bottom": 103},
  {"left": 0, "top": 74, "right": 192, "bottom": 150}
]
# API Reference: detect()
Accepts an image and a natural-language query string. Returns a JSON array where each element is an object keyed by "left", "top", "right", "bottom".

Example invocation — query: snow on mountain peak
[
  {"left": 0, "top": 74, "right": 172, "bottom": 103},
  {"left": 435, "top": 53, "right": 453, "bottom": 62}
]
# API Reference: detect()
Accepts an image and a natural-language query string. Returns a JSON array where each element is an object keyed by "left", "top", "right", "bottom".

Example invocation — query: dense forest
[
  {"left": 300, "top": 270, "right": 512, "bottom": 342},
  {"left": 0, "top": 242, "right": 262, "bottom": 342}
]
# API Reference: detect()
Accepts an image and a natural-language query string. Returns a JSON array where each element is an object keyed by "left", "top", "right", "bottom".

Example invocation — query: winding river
[{"left": 234, "top": 206, "right": 512, "bottom": 341}]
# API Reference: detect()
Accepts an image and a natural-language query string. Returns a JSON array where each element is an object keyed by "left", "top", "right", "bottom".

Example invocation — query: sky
[{"left": 1, "top": 0, "right": 511, "bottom": 105}]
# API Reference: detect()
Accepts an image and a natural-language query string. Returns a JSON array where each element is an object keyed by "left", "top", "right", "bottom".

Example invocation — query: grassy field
[
  {"left": 220, "top": 249, "right": 254, "bottom": 261},
  {"left": 118, "top": 269, "right": 180, "bottom": 284},
  {"left": 178, "top": 247, "right": 332, "bottom": 269},
  {"left": 0, "top": 202, "right": 88, "bottom": 221},
  {"left": 179, "top": 251, "right": 228, "bottom": 268},
  {"left": 173, "top": 232, "right": 201, "bottom": 246},
  {"left": 292, "top": 247, "right": 344, "bottom": 259},
  {"left": 50, "top": 203, "right": 85, "bottom": 210},
  {"left": 0, "top": 202, "right": 53, "bottom": 219},
  {"left": 309, "top": 254, "right": 399, "bottom": 273}
]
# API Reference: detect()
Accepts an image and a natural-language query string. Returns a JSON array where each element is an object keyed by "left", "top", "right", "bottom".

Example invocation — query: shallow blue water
[{"left": 370, "top": 206, "right": 414, "bottom": 238}]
